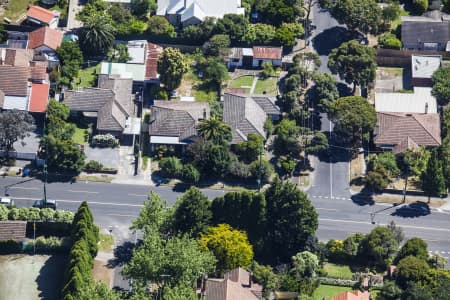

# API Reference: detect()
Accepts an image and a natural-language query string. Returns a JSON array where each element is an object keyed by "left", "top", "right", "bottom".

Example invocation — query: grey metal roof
[{"left": 401, "top": 19, "right": 450, "bottom": 49}]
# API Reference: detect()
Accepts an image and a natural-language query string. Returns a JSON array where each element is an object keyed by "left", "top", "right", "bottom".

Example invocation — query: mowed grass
[
  {"left": 378, "top": 67, "right": 404, "bottom": 77},
  {"left": 73, "top": 64, "right": 100, "bottom": 89},
  {"left": 98, "top": 233, "right": 115, "bottom": 252},
  {"left": 254, "top": 78, "right": 278, "bottom": 94},
  {"left": 323, "top": 263, "right": 354, "bottom": 279},
  {"left": 3, "top": 0, "right": 32, "bottom": 21},
  {"left": 312, "top": 285, "right": 351, "bottom": 300},
  {"left": 229, "top": 75, "right": 254, "bottom": 88},
  {"left": 71, "top": 125, "right": 87, "bottom": 145}
]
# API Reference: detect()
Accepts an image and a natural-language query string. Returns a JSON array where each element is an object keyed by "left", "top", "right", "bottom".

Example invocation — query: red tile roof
[
  {"left": 26, "top": 5, "right": 56, "bottom": 24},
  {"left": 27, "top": 27, "right": 63, "bottom": 51},
  {"left": 252, "top": 46, "right": 282, "bottom": 60},
  {"left": 145, "top": 42, "right": 163, "bottom": 80},
  {"left": 333, "top": 290, "right": 371, "bottom": 300},
  {"left": 29, "top": 83, "right": 49, "bottom": 112},
  {"left": 205, "top": 268, "right": 263, "bottom": 300}
]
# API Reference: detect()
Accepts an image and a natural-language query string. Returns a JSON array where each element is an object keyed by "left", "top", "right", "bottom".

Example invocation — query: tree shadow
[
  {"left": 108, "top": 241, "right": 137, "bottom": 268},
  {"left": 36, "top": 254, "right": 68, "bottom": 300},
  {"left": 350, "top": 192, "right": 375, "bottom": 206},
  {"left": 312, "top": 26, "right": 352, "bottom": 56},
  {"left": 337, "top": 82, "right": 352, "bottom": 97}
]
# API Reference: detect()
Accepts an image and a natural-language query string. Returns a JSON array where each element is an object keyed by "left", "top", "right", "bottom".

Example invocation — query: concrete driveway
[{"left": 85, "top": 146, "right": 119, "bottom": 169}]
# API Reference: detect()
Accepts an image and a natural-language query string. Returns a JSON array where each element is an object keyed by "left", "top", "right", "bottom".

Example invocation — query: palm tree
[
  {"left": 197, "top": 117, "right": 232, "bottom": 145},
  {"left": 79, "top": 16, "right": 115, "bottom": 56}
]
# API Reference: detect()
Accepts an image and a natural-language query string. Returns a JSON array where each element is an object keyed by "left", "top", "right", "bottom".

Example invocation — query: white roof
[
  {"left": 100, "top": 62, "right": 146, "bottom": 81},
  {"left": 375, "top": 87, "right": 437, "bottom": 114},
  {"left": 242, "top": 48, "right": 253, "bottom": 56},
  {"left": 157, "top": 0, "right": 244, "bottom": 22},
  {"left": 3, "top": 95, "right": 28, "bottom": 110},
  {"left": 127, "top": 40, "right": 147, "bottom": 64},
  {"left": 412, "top": 55, "right": 441, "bottom": 78},
  {"left": 446, "top": 41, "right": 450, "bottom": 52},
  {"left": 123, "top": 117, "right": 141, "bottom": 135},
  {"left": 150, "top": 136, "right": 185, "bottom": 144}
]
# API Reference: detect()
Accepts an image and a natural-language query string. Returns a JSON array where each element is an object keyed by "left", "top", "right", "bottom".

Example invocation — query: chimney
[{"left": 425, "top": 102, "right": 428, "bottom": 114}]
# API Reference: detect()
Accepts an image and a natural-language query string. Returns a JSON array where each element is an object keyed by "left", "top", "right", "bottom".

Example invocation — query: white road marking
[
  {"left": 12, "top": 196, "right": 144, "bottom": 207},
  {"left": 316, "top": 208, "right": 338, "bottom": 211},
  {"left": 68, "top": 190, "right": 99, "bottom": 194},
  {"left": 9, "top": 187, "right": 40, "bottom": 190},
  {"left": 106, "top": 213, "right": 139, "bottom": 217},
  {"left": 128, "top": 194, "right": 148, "bottom": 197},
  {"left": 319, "top": 218, "right": 450, "bottom": 232}
]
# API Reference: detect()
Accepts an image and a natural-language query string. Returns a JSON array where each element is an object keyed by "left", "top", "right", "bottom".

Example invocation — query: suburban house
[
  {"left": 374, "top": 112, "right": 441, "bottom": 153},
  {"left": 26, "top": 5, "right": 60, "bottom": 29},
  {"left": 223, "top": 93, "right": 281, "bottom": 144},
  {"left": 100, "top": 41, "right": 163, "bottom": 86},
  {"left": 375, "top": 87, "right": 437, "bottom": 114},
  {"left": 148, "top": 100, "right": 210, "bottom": 152},
  {"left": 27, "top": 26, "right": 63, "bottom": 58},
  {"left": 411, "top": 55, "right": 441, "bottom": 87},
  {"left": 226, "top": 47, "right": 283, "bottom": 69},
  {"left": 202, "top": 267, "right": 262, "bottom": 300},
  {"left": 401, "top": 15, "right": 450, "bottom": 51},
  {"left": 64, "top": 74, "right": 140, "bottom": 138},
  {"left": 157, "top": 0, "right": 245, "bottom": 26},
  {"left": 0, "top": 64, "right": 49, "bottom": 113},
  {"left": 332, "top": 290, "right": 371, "bottom": 300}
]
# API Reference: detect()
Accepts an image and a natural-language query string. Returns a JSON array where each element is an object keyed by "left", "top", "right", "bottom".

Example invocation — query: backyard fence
[
  {"left": 0, "top": 151, "right": 37, "bottom": 160},
  {"left": 377, "top": 49, "right": 450, "bottom": 67}
]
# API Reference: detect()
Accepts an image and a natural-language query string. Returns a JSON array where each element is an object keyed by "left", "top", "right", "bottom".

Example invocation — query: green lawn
[
  {"left": 254, "top": 78, "right": 278, "bottom": 95},
  {"left": 229, "top": 75, "right": 254, "bottom": 89},
  {"left": 193, "top": 89, "right": 218, "bottom": 102},
  {"left": 312, "top": 285, "right": 351, "bottom": 300},
  {"left": 73, "top": 64, "right": 100, "bottom": 89},
  {"left": 4, "top": 0, "right": 33, "bottom": 21},
  {"left": 71, "top": 125, "right": 87, "bottom": 145},
  {"left": 378, "top": 67, "right": 404, "bottom": 77},
  {"left": 98, "top": 233, "right": 115, "bottom": 252},
  {"left": 323, "top": 263, "right": 354, "bottom": 279}
]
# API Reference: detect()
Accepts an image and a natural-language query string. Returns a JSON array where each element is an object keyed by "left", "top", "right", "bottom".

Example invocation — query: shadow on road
[
  {"left": 350, "top": 193, "right": 375, "bottom": 206},
  {"left": 312, "top": 26, "right": 352, "bottom": 56},
  {"left": 108, "top": 241, "right": 137, "bottom": 268}
]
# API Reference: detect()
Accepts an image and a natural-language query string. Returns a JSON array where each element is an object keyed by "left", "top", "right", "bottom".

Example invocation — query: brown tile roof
[
  {"left": 1, "top": 48, "right": 34, "bottom": 67},
  {"left": 30, "top": 66, "right": 47, "bottom": 81},
  {"left": 0, "top": 221, "right": 27, "bottom": 241},
  {"left": 145, "top": 42, "right": 163, "bottom": 80},
  {"left": 333, "top": 290, "right": 370, "bottom": 300},
  {"left": 375, "top": 112, "right": 441, "bottom": 153},
  {"left": 252, "top": 46, "right": 282, "bottom": 60},
  {"left": 26, "top": 5, "right": 56, "bottom": 24},
  {"left": 0, "top": 65, "right": 31, "bottom": 96},
  {"left": 27, "top": 27, "right": 63, "bottom": 51},
  {"left": 29, "top": 83, "right": 49, "bottom": 112},
  {"left": 205, "top": 268, "right": 263, "bottom": 300}
]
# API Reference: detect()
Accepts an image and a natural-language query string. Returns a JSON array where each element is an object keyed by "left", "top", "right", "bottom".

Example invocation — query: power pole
[{"left": 43, "top": 112, "right": 48, "bottom": 204}]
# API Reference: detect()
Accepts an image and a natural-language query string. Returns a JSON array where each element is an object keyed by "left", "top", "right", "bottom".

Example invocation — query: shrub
[
  {"left": 85, "top": 160, "right": 104, "bottom": 171},
  {"left": 364, "top": 167, "right": 390, "bottom": 193},
  {"left": 378, "top": 33, "right": 401, "bottom": 49},
  {"left": 6, "top": 207, "right": 74, "bottom": 223},
  {"left": 249, "top": 159, "right": 274, "bottom": 183},
  {"left": 261, "top": 62, "right": 275, "bottom": 79},
  {"left": 318, "top": 277, "right": 358, "bottom": 287},
  {"left": 40, "top": 208, "right": 55, "bottom": 221},
  {"left": 33, "top": 236, "right": 71, "bottom": 253},
  {"left": 54, "top": 210, "right": 75, "bottom": 223},
  {"left": 0, "top": 240, "right": 22, "bottom": 254},
  {"left": 182, "top": 164, "right": 200, "bottom": 183},
  {"left": 228, "top": 160, "right": 251, "bottom": 180},
  {"left": 0, "top": 205, "right": 8, "bottom": 221},
  {"left": 159, "top": 156, "right": 183, "bottom": 178},
  {"left": 91, "top": 134, "right": 119, "bottom": 148}
]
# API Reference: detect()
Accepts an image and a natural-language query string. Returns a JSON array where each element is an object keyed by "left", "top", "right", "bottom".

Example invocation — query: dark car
[
  {"left": 32, "top": 199, "right": 57, "bottom": 210},
  {"left": 392, "top": 202, "right": 430, "bottom": 217}
]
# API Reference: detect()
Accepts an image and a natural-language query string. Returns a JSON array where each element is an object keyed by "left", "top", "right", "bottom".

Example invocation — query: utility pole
[
  {"left": 43, "top": 112, "right": 48, "bottom": 204},
  {"left": 257, "top": 140, "right": 263, "bottom": 192},
  {"left": 403, "top": 162, "right": 410, "bottom": 203}
]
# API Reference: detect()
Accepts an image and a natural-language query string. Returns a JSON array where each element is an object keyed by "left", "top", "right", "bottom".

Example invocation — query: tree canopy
[
  {"left": 79, "top": 16, "right": 115, "bottom": 56},
  {"left": 328, "top": 40, "right": 377, "bottom": 89},
  {"left": 0, "top": 110, "right": 34, "bottom": 155},
  {"left": 431, "top": 67, "right": 450, "bottom": 106},
  {"left": 331, "top": 0, "right": 381, "bottom": 34},
  {"left": 395, "top": 238, "right": 428, "bottom": 264},
  {"left": 196, "top": 117, "right": 232, "bottom": 146},
  {"left": 359, "top": 226, "right": 398, "bottom": 268},
  {"left": 157, "top": 47, "right": 189, "bottom": 91}
]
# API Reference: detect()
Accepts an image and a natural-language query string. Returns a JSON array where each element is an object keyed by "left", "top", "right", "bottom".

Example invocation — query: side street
[{"left": 0, "top": 0, "right": 450, "bottom": 299}]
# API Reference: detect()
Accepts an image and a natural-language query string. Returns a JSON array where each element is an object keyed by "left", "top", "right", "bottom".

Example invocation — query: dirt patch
[
  {"left": 93, "top": 251, "right": 115, "bottom": 288},
  {"left": 372, "top": 195, "right": 446, "bottom": 208},
  {"left": 0, "top": 254, "right": 67, "bottom": 300}
]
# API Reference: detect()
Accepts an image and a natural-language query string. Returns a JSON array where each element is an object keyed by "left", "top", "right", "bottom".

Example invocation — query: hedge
[
  {"left": 5, "top": 207, "right": 74, "bottom": 223},
  {"left": 0, "top": 240, "right": 22, "bottom": 254},
  {"left": 27, "top": 236, "right": 72, "bottom": 254},
  {"left": 318, "top": 277, "right": 359, "bottom": 287},
  {"left": 26, "top": 221, "right": 72, "bottom": 238}
]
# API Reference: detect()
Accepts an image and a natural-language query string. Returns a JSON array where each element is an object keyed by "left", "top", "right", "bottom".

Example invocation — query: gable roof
[
  {"left": 401, "top": 17, "right": 450, "bottom": 48},
  {"left": 223, "top": 93, "right": 280, "bottom": 143},
  {"left": 375, "top": 87, "right": 437, "bottom": 114},
  {"left": 149, "top": 100, "right": 210, "bottom": 141},
  {"left": 27, "top": 27, "right": 63, "bottom": 51},
  {"left": 252, "top": 47, "right": 282, "bottom": 60},
  {"left": 26, "top": 5, "right": 57, "bottom": 24},
  {"left": 375, "top": 112, "right": 441, "bottom": 153},
  {"left": 333, "top": 290, "right": 370, "bottom": 300},
  {"left": 29, "top": 83, "right": 49, "bottom": 112},
  {"left": 0, "top": 65, "right": 32, "bottom": 96}
]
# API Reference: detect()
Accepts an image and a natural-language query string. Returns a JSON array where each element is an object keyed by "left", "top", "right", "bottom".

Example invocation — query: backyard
[
  {"left": 2, "top": 0, "right": 32, "bottom": 22},
  {"left": 73, "top": 63, "right": 101, "bottom": 89},
  {"left": 0, "top": 254, "right": 67, "bottom": 300},
  {"left": 228, "top": 75, "right": 278, "bottom": 95},
  {"left": 312, "top": 284, "right": 351, "bottom": 300},
  {"left": 323, "top": 263, "right": 354, "bottom": 279}
]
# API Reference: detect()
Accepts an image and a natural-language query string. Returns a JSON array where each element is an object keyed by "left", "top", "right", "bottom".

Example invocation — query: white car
[{"left": 0, "top": 197, "right": 13, "bottom": 206}]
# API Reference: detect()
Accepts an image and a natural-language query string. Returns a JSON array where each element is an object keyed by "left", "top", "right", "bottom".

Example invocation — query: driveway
[
  {"left": 66, "top": 0, "right": 84, "bottom": 31},
  {"left": 85, "top": 146, "right": 120, "bottom": 169}
]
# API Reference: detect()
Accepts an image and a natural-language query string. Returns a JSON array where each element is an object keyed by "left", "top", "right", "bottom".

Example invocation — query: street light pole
[{"left": 43, "top": 112, "right": 48, "bottom": 204}]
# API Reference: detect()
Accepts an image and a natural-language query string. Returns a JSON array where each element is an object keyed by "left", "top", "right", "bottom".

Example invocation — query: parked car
[
  {"left": 0, "top": 197, "right": 14, "bottom": 207},
  {"left": 392, "top": 202, "right": 430, "bottom": 217},
  {"left": 32, "top": 199, "right": 57, "bottom": 210}
]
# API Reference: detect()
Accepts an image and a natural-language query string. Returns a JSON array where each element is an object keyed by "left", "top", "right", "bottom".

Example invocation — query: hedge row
[
  {"left": 0, "top": 206, "right": 74, "bottom": 223},
  {"left": 318, "top": 277, "right": 359, "bottom": 287},
  {"left": 61, "top": 201, "right": 99, "bottom": 300},
  {"left": 0, "top": 237, "right": 71, "bottom": 254}
]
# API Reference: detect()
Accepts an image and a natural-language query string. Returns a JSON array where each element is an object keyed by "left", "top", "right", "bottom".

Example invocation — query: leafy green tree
[
  {"left": 181, "top": 164, "right": 200, "bottom": 184},
  {"left": 147, "top": 16, "right": 176, "bottom": 38},
  {"left": 275, "top": 22, "right": 304, "bottom": 47},
  {"left": 402, "top": 147, "right": 430, "bottom": 177},
  {"left": 197, "top": 117, "right": 232, "bottom": 146},
  {"left": 306, "top": 131, "right": 329, "bottom": 155},
  {"left": 366, "top": 152, "right": 400, "bottom": 177},
  {"left": 0, "top": 205, "right": 8, "bottom": 221},
  {"left": 378, "top": 32, "right": 402, "bottom": 50},
  {"left": 159, "top": 156, "right": 182, "bottom": 178},
  {"left": 43, "top": 135, "right": 85, "bottom": 173},
  {"left": 131, "top": 191, "right": 170, "bottom": 235},
  {"left": 311, "top": 72, "right": 339, "bottom": 112},
  {"left": 395, "top": 238, "right": 428, "bottom": 264},
  {"left": 328, "top": 40, "right": 377, "bottom": 90},
  {"left": 130, "top": 0, "right": 156, "bottom": 18},
  {"left": 157, "top": 48, "right": 189, "bottom": 91},
  {"left": 214, "top": 14, "right": 248, "bottom": 42},
  {"left": 273, "top": 119, "right": 301, "bottom": 157},
  {"left": 377, "top": 281, "right": 403, "bottom": 300},
  {"left": 421, "top": 148, "right": 447, "bottom": 198},
  {"left": 395, "top": 256, "right": 430, "bottom": 289},
  {"left": 249, "top": 159, "right": 274, "bottom": 183},
  {"left": 264, "top": 179, "right": 318, "bottom": 263},
  {"left": 411, "top": 0, "right": 428, "bottom": 14},
  {"left": 359, "top": 226, "right": 398, "bottom": 268},
  {"left": 77, "top": 281, "right": 121, "bottom": 300},
  {"left": 76, "top": 0, "right": 108, "bottom": 23},
  {"left": 56, "top": 42, "right": 83, "bottom": 87},
  {"left": 444, "top": 0, "right": 450, "bottom": 13},
  {"left": 79, "top": 15, "right": 115, "bottom": 56},
  {"left": 243, "top": 23, "right": 276, "bottom": 44},
  {"left": 201, "top": 57, "right": 229, "bottom": 90},
  {"left": 255, "top": 0, "right": 303, "bottom": 26},
  {"left": 382, "top": 4, "right": 401, "bottom": 28},
  {"left": 0, "top": 110, "right": 34, "bottom": 156},
  {"left": 328, "top": 96, "right": 376, "bottom": 148},
  {"left": 331, "top": 0, "right": 381, "bottom": 34},
  {"left": 163, "top": 285, "right": 197, "bottom": 300},
  {"left": 279, "top": 156, "right": 296, "bottom": 176},
  {"left": 291, "top": 251, "right": 319, "bottom": 278},
  {"left": 199, "top": 224, "right": 254, "bottom": 274},
  {"left": 261, "top": 62, "right": 275, "bottom": 79},
  {"left": 172, "top": 187, "right": 212, "bottom": 237},
  {"left": 250, "top": 262, "right": 278, "bottom": 298},
  {"left": 205, "top": 34, "right": 230, "bottom": 57},
  {"left": 343, "top": 233, "right": 365, "bottom": 257},
  {"left": 431, "top": 67, "right": 450, "bottom": 106},
  {"left": 108, "top": 43, "right": 130, "bottom": 63},
  {"left": 387, "top": 221, "right": 405, "bottom": 245},
  {"left": 235, "top": 133, "right": 264, "bottom": 163},
  {"left": 440, "top": 136, "right": 450, "bottom": 188}
]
